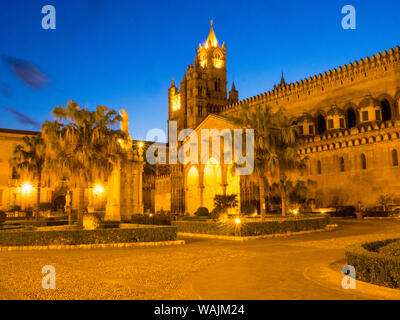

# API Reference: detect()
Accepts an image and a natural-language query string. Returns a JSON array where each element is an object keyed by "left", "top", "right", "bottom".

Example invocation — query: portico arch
[
  {"left": 185, "top": 165, "right": 200, "bottom": 214},
  {"left": 202, "top": 157, "right": 222, "bottom": 211}
]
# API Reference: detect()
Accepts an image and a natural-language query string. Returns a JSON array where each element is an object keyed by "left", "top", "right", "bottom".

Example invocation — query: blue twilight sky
[{"left": 0, "top": 0, "right": 399, "bottom": 141}]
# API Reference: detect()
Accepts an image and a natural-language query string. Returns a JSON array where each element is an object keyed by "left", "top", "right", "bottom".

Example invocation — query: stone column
[{"left": 105, "top": 150, "right": 144, "bottom": 221}]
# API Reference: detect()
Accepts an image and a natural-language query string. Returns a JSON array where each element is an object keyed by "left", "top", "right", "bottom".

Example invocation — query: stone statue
[
  {"left": 65, "top": 192, "right": 71, "bottom": 208},
  {"left": 119, "top": 109, "right": 129, "bottom": 135}
]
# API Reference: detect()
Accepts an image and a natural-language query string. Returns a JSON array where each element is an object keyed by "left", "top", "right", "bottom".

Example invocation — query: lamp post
[{"left": 235, "top": 217, "right": 241, "bottom": 237}]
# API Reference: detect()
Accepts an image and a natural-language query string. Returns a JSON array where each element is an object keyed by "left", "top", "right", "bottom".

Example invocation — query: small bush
[
  {"left": 83, "top": 213, "right": 102, "bottom": 230},
  {"left": 194, "top": 207, "right": 209, "bottom": 217}
]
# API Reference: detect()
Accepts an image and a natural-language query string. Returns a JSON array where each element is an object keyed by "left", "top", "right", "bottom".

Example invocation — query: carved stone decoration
[
  {"left": 119, "top": 109, "right": 130, "bottom": 135},
  {"left": 104, "top": 149, "right": 144, "bottom": 221}
]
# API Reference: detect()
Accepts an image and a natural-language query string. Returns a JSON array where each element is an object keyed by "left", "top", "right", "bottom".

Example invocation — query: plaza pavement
[{"left": 0, "top": 219, "right": 399, "bottom": 300}]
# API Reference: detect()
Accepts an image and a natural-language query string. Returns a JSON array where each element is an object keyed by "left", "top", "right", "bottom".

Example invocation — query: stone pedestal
[{"left": 105, "top": 151, "right": 144, "bottom": 221}]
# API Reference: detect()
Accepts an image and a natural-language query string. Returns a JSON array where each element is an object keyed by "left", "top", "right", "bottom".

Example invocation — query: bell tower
[{"left": 169, "top": 21, "right": 233, "bottom": 133}]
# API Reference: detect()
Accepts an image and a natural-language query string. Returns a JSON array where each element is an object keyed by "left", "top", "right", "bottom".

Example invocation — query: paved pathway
[{"left": 0, "top": 219, "right": 399, "bottom": 299}]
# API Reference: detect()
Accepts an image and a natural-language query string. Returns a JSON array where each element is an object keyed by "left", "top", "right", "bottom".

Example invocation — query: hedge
[
  {"left": 173, "top": 216, "right": 330, "bottom": 237},
  {"left": 345, "top": 238, "right": 400, "bottom": 288},
  {"left": 131, "top": 214, "right": 171, "bottom": 225},
  {"left": 0, "top": 226, "right": 177, "bottom": 246}
]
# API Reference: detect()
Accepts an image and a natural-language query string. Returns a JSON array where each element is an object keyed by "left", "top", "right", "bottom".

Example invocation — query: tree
[
  {"left": 230, "top": 104, "right": 303, "bottom": 217},
  {"left": 272, "top": 178, "right": 314, "bottom": 215},
  {"left": 11, "top": 134, "right": 46, "bottom": 221},
  {"left": 42, "top": 100, "right": 127, "bottom": 226}
]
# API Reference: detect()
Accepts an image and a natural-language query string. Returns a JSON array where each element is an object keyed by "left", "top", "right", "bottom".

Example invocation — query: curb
[
  {"left": 0, "top": 240, "right": 185, "bottom": 251},
  {"left": 303, "top": 262, "right": 400, "bottom": 300},
  {"left": 178, "top": 226, "right": 337, "bottom": 241}
]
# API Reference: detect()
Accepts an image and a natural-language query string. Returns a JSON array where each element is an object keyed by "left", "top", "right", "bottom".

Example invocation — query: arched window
[
  {"left": 361, "top": 154, "right": 367, "bottom": 170},
  {"left": 317, "top": 160, "right": 322, "bottom": 175},
  {"left": 392, "top": 149, "right": 399, "bottom": 166},
  {"left": 317, "top": 115, "right": 326, "bottom": 135},
  {"left": 381, "top": 99, "right": 392, "bottom": 121},
  {"left": 347, "top": 108, "right": 356, "bottom": 128},
  {"left": 340, "top": 157, "right": 345, "bottom": 172}
]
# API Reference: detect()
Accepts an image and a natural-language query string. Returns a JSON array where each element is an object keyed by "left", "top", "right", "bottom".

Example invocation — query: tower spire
[{"left": 205, "top": 20, "right": 218, "bottom": 48}]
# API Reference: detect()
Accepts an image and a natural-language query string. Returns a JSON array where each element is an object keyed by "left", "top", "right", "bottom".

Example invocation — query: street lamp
[
  {"left": 93, "top": 184, "right": 105, "bottom": 196},
  {"left": 21, "top": 182, "right": 34, "bottom": 195}
]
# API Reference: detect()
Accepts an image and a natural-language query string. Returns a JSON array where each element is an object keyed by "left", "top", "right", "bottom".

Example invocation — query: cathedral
[
  {"left": 152, "top": 21, "right": 400, "bottom": 215},
  {"left": 1, "top": 22, "right": 400, "bottom": 217}
]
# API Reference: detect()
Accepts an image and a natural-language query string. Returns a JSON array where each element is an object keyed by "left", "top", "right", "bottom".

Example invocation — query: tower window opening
[
  {"left": 361, "top": 154, "right": 367, "bottom": 170},
  {"left": 393, "top": 149, "right": 399, "bottom": 166},
  {"left": 317, "top": 160, "right": 322, "bottom": 175},
  {"left": 381, "top": 99, "right": 392, "bottom": 121},
  {"left": 340, "top": 157, "right": 345, "bottom": 172}
]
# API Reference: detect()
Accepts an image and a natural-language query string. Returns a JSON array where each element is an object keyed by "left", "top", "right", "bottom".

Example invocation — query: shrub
[
  {"left": 173, "top": 216, "right": 330, "bottom": 237},
  {"left": 194, "top": 207, "right": 209, "bottom": 217},
  {"left": 6, "top": 204, "right": 21, "bottom": 212},
  {"left": 0, "top": 211, "right": 6, "bottom": 226},
  {"left": 345, "top": 238, "right": 400, "bottom": 288},
  {"left": 0, "top": 226, "right": 177, "bottom": 246},
  {"left": 83, "top": 213, "right": 102, "bottom": 230}
]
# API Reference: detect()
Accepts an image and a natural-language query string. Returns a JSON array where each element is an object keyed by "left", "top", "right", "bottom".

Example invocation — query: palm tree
[
  {"left": 11, "top": 134, "right": 46, "bottom": 221},
  {"left": 42, "top": 100, "right": 127, "bottom": 226},
  {"left": 230, "top": 104, "right": 302, "bottom": 217}
]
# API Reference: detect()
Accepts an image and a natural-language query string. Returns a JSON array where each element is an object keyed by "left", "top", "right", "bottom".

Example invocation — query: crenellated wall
[{"left": 220, "top": 46, "right": 400, "bottom": 119}]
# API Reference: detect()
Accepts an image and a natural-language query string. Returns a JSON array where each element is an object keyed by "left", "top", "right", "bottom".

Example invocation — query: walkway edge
[{"left": 0, "top": 240, "right": 185, "bottom": 251}]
